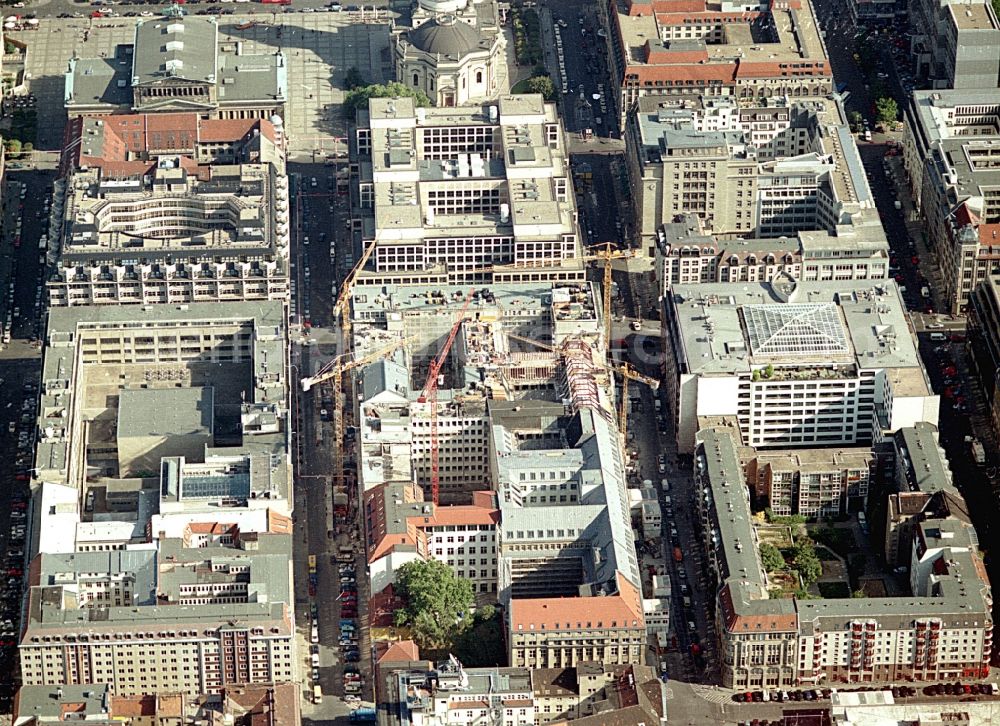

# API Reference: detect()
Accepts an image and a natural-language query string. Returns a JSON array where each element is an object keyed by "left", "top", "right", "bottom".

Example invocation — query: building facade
[
  {"left": 64, "top": 11, "right": 287, "bottom": 120},
  {"left": 697, "top": 428, "right": 993, "bottom": 690},
  {"left": 626, "top": 95, "right": 880, "bottom": 258},
  {"left": 909, "top": 0, "right": 1000, "bottom": 90},
  {"left": 903, "top": 90, "right": 1000, "bottom": 313},
  {"left": 51, "top": 113, "right": 289, "bottom": 308},
  {"left": 663, "top": 279, "right": 937, "bottom": 455},
  {"left": 655, "top": 214, "right": 889, "bottom": 297},
  {"left": 352, "top": 95, "right": 585, "bottom": 287},
  {"left": 600, "top": 0, "right": 832, "bottom": 129},
  {"left": 393, "top": 0, "right": 505, "bottom": 107}
]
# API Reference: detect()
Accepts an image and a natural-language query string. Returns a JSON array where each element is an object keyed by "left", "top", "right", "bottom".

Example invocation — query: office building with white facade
[
  {"left": 351, "top": 95, "right": 585, "bottom": 287},
  {"left": 663, "top": 278, "right": 937, "bottom": 454}
]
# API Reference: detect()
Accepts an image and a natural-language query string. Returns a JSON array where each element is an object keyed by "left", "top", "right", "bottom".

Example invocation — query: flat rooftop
[
  {"left": 34, "top": 302, "right": 287, "bottom": 487},
  {"left": 612, "top": 0, "right": 829, "bottom": 80},
  {"left": 359, "top": 94, "right": 579, "bottom": 256},
  {"left": 670, "top": 279, "right": 924, "bottom": 376},
  {"left": 950, "top": 1, "right": 998, "bottom": 30}
]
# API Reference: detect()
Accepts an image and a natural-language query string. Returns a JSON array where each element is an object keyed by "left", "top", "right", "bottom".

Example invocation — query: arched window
[
  {"left": 413, "top": 73, "right": 419, "bottom": 87},
  {"left": 476, "top": 70, "right": 483, "bottom": 84}
]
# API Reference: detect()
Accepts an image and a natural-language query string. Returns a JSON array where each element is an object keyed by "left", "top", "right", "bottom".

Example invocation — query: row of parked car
[
  {"left": 734, "top": 682, "right": 999, "bottom": 704},
  {"left": 924, "top": 682, "right": 999, "bottom": 697}
]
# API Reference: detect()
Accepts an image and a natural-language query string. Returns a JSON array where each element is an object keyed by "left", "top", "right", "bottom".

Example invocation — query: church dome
[{"left": 409, "top": 15, "right": 482, "bottom": 56}]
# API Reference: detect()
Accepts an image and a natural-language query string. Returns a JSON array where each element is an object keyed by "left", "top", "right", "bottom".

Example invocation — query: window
[
  {"left": 476, "top": 70, "right": 483, "bottom": 84},
  {"left": 413, "top": 73, "right": 419, "bottom": 87}
]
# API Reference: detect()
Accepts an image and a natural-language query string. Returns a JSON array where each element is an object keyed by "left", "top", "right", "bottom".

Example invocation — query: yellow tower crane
[
  {"left": 587, "top": 242, "right": 637, "bottom": 351},
  {"left": 301, "top": 336, "right": 410, "bottom": 483},
  {"left": 616, "top": 362, "right": 659, "bottom": 447},
  {"left": 331, "top": 239, "right": 377, "bottom": 355}
]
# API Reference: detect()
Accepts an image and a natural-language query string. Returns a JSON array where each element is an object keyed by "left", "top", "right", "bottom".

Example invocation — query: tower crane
[
  {"left": 417, "top": 289, "right": 475, "bottom": 505},
  {"left": 331, "top": 239, "right": 377, "bottom": 355},
  {"left": 300, "top": 336, "right": 410, "bottom": 484},
  {"left": 588, "top": 242, "right": 636, "bottom": 352},
  {"left": 616, "top": 362, "right": 659, "bottom": 446}
]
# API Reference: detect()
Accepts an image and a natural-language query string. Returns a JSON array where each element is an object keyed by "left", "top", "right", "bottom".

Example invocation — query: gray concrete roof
[
  {"left": 64, "top": 52, "right": 133, "bottom": 108},
  {"left": 15, "top": 684, "right": 112, "bottom": 722},
  {"left": 215, "top": 50, "right": 287, "bottom": 104},
  {"left": 669, "top": 279, "right": 923, "bottom": 376},
  {"left": 893, "top": 423, "right": 957, "bottom": 495},
  {"left": 36, "top": 549, "right": 158, "bottom": 606},
  {"left": 132, "top": 16, "right": 218, "bottom": 86},
  {"left": 117, "top": 387, "right": 214, "bottom": 440},
  {"left": 156, "top": 534, "right": 292, "bottom": 605}
]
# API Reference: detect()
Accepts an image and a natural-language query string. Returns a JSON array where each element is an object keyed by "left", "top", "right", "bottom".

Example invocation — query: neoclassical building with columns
[{"left": 392, "top": 0, "right": 505, "bottom": 107}]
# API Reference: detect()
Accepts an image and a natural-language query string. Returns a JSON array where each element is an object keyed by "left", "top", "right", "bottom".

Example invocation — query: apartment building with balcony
[
  {"left": 902, "top": 90, "right": 1000, "bottom": 313},
  {"left": 351, "top": 95, "right": 585, "bottom": 288},
  {"left": 20, "top": 534, "right": 295, "bottom": 694},
  {"left": 663, "top": 278, "right": 936, "bottom": 455},
  {"left": 697, "top": 427, "right": 993, "bottom": 689},
  {"left": 744, "top": 446, "right": 876, "bottom": 518},
  {"left": 50, "top": 114, "right": 289, "bottom": 308},
  {"left": 600, "top": 0, "right": 832, "bottom": 129},
  {"left": 626, "top": 95, "right": 878, "bottom": 259},
  {"left": 655, "top": 213, "right": 889, "bottom": 297},
  {"left": 909, "top": 0, "right": 1000, "bottom": 90}
]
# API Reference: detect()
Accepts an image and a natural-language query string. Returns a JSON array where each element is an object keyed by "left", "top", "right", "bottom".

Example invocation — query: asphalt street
[{"left": 0, "top": 170, "right": 53, "bottom": 711}]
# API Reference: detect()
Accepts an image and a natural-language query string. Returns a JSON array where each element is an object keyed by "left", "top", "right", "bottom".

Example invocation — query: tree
[
  {"left": 522, "top": 75, "right": 555, "bottom": 101},
  {"left": 4, "top": 138, "right": 21, "bottom": 154},
  {"left": 851, "top": 588, "right": 867, "bottom": 598},
  {"left": 344, "top": 66, "right": 367, "bottom": 91},
  {"left": 793, "top": 541, "right": 822, "bottom": 585},
  {"left": 22, "top": 142, "right": 32, "bottom": 154},
  {"left": 875, "top": 96, "right": 898, "bottom": 130},
  {"left": 343, "top": 82, "right": 433, "bottom": 119},
  {"left": 760, "top": 542, "right": 786, "bottom": 572},
  {"left": 848, "top": 110, "right": 863, "bottom": 131},
  {"left": 393, "top": 559, "right": 475, "bottom": 649}
]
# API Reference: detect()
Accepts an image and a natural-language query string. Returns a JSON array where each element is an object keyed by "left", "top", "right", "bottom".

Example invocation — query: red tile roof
[
  {"left": 376, "top": 639, "right": 420, "bottom": 664},
  {"left": 628, "top": 63, "right": 737, "bottom": 84},
  {"left": 735, "top": 61, "right": 831, "bottom": 78},
  {"left": 510, "top": 572, "right": 644, "bottom": 631}
]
